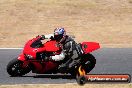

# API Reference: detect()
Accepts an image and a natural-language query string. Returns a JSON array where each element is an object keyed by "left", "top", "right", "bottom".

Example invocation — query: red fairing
[
  {"left": 23, "top": 36, "right": 42, "bottom": 59},
  {"left": 17, "top": 36, "right": 61, "bottom": 74},
  {"left": 44, "top": 41, "right": 60, "bottom": 52},
  {"left": 23, "top": 37, "right": 60, "bottom": 57},
  {"left": 41, "top": 61, "right": 58, "bottom": 73},
  {"left": 82, "top": 42, "right": 100, "bottom": 54}
]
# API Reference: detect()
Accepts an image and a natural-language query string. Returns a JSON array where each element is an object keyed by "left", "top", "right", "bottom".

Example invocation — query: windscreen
[{"left": 30, "top": 39, "right": 43, "bottom": 48}]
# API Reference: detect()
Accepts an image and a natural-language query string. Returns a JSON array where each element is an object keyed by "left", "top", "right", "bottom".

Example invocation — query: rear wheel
[
  {"left": 70, "top": 54, "right": 96, "bottom": 77},
  {"left": 7, "top": 58, "right": 31, "bottom": 77},
  {"left": 82, "top": 54, "right": 96, "bottom": 73}
]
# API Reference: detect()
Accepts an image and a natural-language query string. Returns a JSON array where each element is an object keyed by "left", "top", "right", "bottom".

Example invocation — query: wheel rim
[{"left": 11, "top": 62, "right": 23, "bottom": 74}]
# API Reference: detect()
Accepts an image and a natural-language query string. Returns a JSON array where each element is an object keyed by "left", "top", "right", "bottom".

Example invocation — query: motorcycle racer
[{"left": 41, "top": 27, "right": 84, "bottom": 72}]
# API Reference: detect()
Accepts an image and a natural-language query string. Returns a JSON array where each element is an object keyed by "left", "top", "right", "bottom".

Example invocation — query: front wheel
[{"left": 7, "top": 58, "right": 31, "bottom": 77}]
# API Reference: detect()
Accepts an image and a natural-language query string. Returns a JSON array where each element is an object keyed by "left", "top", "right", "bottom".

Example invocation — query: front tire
[{"left": 7, "top": 58, "right": 31, "bottom": 77}]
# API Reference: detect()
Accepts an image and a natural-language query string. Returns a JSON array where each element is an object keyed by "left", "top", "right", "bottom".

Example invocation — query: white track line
[{"left": 0, "top": 48, "right": 23, "bottom": 49}]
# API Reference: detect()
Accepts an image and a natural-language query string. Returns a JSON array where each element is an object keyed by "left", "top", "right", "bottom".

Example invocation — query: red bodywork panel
[
  {"left": 18, "top": 53, "right": 25, "bottom": 61},
  {"left": 81, "top": 42, "right": 100, "bottom": 54},
  {"left": 20, "top": 37, "right": 61, "bottom": 60},
  {"left": 44, "top": 41, "right": 60, "bottom": 51}
]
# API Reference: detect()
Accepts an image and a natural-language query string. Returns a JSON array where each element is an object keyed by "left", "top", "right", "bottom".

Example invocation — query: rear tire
[
  {"left": 7, "top": 58, "right": 31, "bottom": 77},
  {"left": 70, "top": 54, "right": 96, "bottom": 77},
  {"left": 82, "top": 54, "right": 96, "bottom": 73}
]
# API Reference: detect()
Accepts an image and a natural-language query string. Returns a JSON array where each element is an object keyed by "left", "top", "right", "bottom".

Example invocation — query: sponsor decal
[{"left": 76, "top": 74, "right": 131, "bottom": 85}]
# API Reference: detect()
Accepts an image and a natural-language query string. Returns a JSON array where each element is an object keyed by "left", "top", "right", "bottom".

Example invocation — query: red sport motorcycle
[{"left": 7, "top": 36, "right": 100, "bottom": 77}]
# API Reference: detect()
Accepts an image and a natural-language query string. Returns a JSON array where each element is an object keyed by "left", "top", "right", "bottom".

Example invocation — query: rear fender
[{"left": 81, "top": 42, "right": 100, "bottom": 54}]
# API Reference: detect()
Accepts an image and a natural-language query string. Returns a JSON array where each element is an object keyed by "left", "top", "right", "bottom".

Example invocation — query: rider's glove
[{"left": 44, "top": 56, "right": 53, "bottom": 61}]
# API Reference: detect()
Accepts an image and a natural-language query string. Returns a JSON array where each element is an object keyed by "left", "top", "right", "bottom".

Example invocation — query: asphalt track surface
[{"left": 0, "top": 48, "right": 132, "bottom": 84}]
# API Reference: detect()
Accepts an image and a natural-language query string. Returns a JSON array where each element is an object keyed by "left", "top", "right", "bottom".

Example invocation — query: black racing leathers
[{"left": 58, "top": 35, "right": 83, "bottom": 73}]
